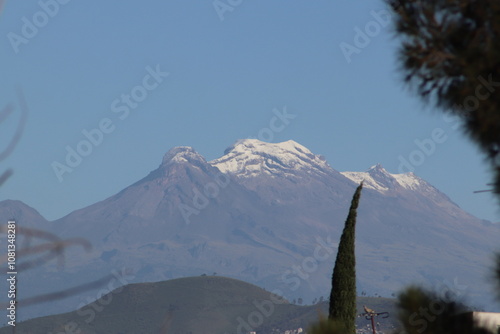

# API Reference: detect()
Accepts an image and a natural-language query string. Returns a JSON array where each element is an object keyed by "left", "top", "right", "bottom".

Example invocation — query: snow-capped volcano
[
  {"left": 2, "top": 139, "right": 498, "bottom": 320},
  {"left": 210, "top": 139, "right": 330, "bottom": 177}
]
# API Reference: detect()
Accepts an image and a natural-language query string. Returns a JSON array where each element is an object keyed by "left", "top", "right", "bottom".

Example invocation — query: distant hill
[
  {"left": 0, "top": 200, "right": 48, "bottom": 227},
  {"left": 0, "top": 276, "right": 398, "bottom": 334}
]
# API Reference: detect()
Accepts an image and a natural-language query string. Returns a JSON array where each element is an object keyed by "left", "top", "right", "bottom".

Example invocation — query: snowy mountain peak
[
  {"left": 162, "top": 146, "right": 206, "bottom": 166},
  {"left": 368, "top": 163, "right": 384, "bottom": 171},
  {"left": 210, "top": 139, "right": 330, "bottom": 177},
  {"left": 366, "top": 164, "right": 397, "bottom": 184},
  {"left": 341, "top": 165, "right": 423, "bottom": 192},
  {"left": 222, "top": 139, "right": 310, "bottom": 155}
]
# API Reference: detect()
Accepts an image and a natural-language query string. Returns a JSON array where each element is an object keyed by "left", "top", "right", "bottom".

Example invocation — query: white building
[{"left": 462, "top": 312, "right": 500, "bottom": 333}]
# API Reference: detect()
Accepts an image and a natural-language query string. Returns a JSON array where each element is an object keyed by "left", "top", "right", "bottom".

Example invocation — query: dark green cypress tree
[{"left": 328, "top": 182, "right": 363, "bottom": 333}]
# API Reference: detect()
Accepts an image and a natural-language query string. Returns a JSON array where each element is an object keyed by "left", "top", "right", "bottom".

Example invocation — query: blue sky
[{"left": 0, "top": 0, "right": 498, "bottom": 222}]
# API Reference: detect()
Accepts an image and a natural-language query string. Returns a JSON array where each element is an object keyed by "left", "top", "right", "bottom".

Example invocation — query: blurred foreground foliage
[
  {"left": 396, "top": 287, "right": 493, "bottom": 334},
  {"left": 388, "top": 0, "right": 500, "bottom": 197}
]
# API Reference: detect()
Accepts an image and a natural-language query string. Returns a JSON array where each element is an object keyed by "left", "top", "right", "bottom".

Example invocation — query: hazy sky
[{"left": 0, "top": 0, "right": 498, "bottom": 222}]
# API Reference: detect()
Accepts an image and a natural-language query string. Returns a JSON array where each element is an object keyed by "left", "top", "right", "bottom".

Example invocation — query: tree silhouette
[
  {"left": 328, "top": 183, "right": 363, "bottom": 333},
  {"left": 388, "top": 0, "right": 500, "bottom": 197},
  {"left": 388, "top": 3, "right": 500, "bottom": 332}
]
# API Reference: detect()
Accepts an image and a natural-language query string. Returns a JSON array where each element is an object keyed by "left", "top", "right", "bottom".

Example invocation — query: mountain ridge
[{"left": 1, "top": 139, "right": 498, "bottom": 320}]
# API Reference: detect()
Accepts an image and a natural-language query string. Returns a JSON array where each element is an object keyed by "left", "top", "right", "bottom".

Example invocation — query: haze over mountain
[{"left": 1, "top": 139, "right": 498, "bottom": 320}]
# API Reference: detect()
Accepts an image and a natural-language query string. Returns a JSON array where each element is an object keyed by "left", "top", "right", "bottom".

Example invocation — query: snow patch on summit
[
  {"left": 341, "top": 164, "right": 422, "bottom": 192},
  {"left": 162, "top": 146, "right": 206, "bottom": 165},
  {"left": 341, "top": 171, "right": 389, "bottom": 192},
  {"left": 210, "top": 139, "right": 330, "bottom": 177}
]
